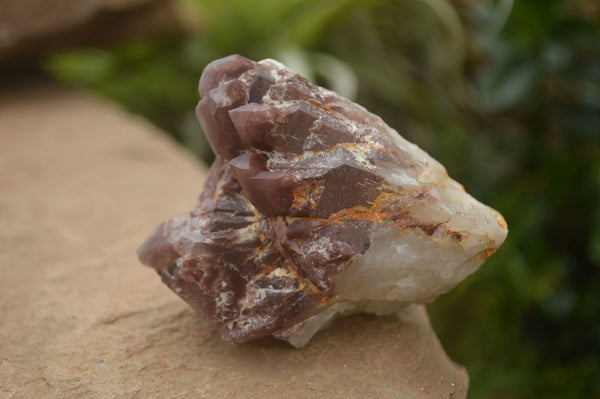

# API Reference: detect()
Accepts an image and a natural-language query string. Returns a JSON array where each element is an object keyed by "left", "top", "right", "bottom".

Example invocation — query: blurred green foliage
[{"left": 45, "top": 0, "right": 600, "bottom": 397}]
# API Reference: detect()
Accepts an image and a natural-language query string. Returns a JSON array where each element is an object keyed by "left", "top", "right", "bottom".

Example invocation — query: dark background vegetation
[{"left": 44, "top": 0, "right": 600, "bottom": 397}]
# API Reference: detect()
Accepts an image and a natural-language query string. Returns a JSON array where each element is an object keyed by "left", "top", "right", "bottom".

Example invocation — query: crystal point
[{"left": 138, "top": 55, "right": 508, "bottom": 347}]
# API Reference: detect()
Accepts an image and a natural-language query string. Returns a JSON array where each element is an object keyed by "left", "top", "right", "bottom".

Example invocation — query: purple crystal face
[{"left": 138, "top": 55, "right": 508, "bottom": 345}]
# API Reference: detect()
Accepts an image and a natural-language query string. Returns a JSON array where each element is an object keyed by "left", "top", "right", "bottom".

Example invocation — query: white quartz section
[
  {"left": 281, "top": 186, "right": 507, "bottom": 347},
  {"left": 337, "top": 228, "right": 485, "bottom": 303}
]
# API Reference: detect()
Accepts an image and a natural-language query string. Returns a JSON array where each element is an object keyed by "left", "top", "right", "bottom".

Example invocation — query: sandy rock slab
[{"left": 0, "top": 82, "right": 468, "bottom": 398}]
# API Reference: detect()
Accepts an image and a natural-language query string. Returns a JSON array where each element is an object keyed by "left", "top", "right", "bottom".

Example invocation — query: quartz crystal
[{"left": 138, "top": 55, "right": 508, "bottom": 347}]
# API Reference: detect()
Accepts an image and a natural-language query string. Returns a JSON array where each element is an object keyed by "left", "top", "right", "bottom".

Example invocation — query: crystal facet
[{"left": 138, "top": 55, "right": 508, "bottom": 347}]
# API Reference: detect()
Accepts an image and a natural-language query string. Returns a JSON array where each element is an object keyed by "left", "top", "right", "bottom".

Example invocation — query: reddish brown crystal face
[{"left": 138, "top": 55, "right": 506, "bottom": 345}]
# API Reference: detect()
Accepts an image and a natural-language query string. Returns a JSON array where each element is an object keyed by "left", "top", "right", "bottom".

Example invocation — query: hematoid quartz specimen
[{"left": 138, "top": 55, "right": 508, "bottom": 347}]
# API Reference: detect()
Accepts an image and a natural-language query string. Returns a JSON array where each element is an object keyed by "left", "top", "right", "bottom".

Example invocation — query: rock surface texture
[
  {"left": 0, "top": 0, "right": 183, "bottom": 62},
  {"left": 138, "top": 55, "right": 508, "bottom": 347},
  {"left": 1, "top": 82, "right": 468, "bottom": 398}
]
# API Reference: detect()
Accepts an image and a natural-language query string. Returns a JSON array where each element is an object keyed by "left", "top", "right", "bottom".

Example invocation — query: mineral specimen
[{"left": 138, "top": 54, "right": 508, "bottom": 347}]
